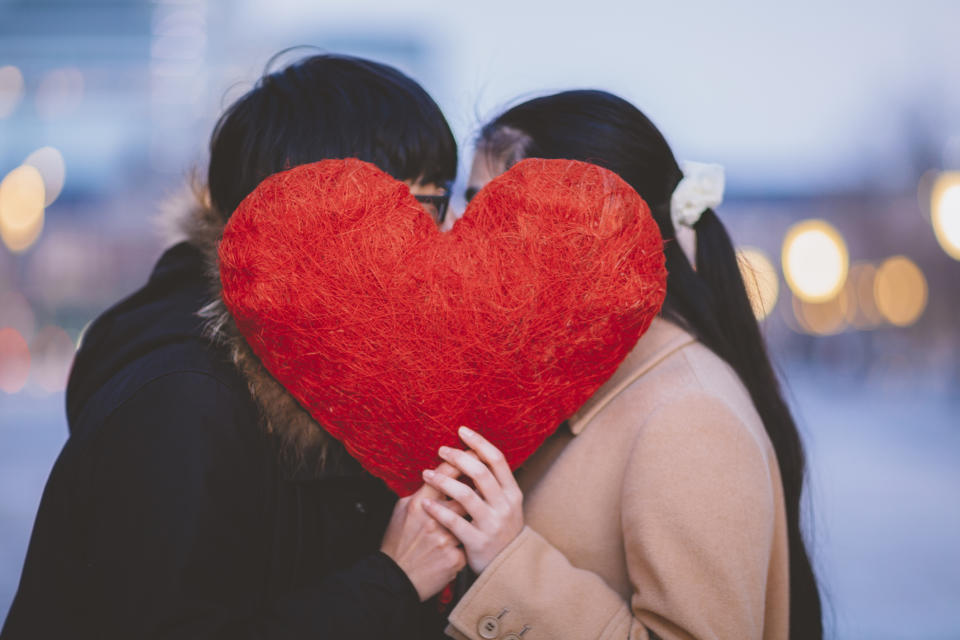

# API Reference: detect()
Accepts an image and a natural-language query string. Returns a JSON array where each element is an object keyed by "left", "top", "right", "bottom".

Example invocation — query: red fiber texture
[{"left": 219, "top": 158, "right": 667, "bottom": 495}]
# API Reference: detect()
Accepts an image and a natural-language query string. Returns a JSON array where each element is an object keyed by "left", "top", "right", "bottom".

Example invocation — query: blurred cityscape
[{"left": 1, "top": 1, "right": 958, "bottom": 638}]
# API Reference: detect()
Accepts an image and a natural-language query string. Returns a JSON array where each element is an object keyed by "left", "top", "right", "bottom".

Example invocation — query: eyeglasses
[{"left": 414, "top": 190, "right": 451, "bottom": 225}]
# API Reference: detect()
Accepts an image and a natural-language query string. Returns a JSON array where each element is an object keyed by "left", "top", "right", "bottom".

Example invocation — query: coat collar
[
  {"left": 161, "top": 186, "right": 340, "bottom": 479},
  {"left": 567, "top": 317, "right": 696, "bottom": 436}
]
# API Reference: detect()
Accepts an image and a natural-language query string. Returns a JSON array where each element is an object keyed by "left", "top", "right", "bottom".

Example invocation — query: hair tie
[{"left": 670, "top": 161, "right": 725, "bottom": 229}]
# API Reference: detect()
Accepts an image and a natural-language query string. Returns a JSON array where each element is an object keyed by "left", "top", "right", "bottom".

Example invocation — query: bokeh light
[
  {"left": 782, "top": 219, "right": 849, "bottom": 303},
  {"left": 874, "top": 256, "right": 927, "bottom": 327},
  {"left": 30, "top": 326, "right": 76, "bottom": 393},
  {"left": 0, "top": 165, "right": 47, "bottom": 253},
  {"left": 0, "top": 65, "right": 25, "bottom": 118},
  {"left": 0, "top": 327, "right": 31, "bottom": 394},
  {"left": 23, "top": 147, "right": 67, "bottom": 207},
  {"left": 931, "top": 172, "right": 960, "bottom": 260},
  {"left": 793, "top": 291, "right": 849, "bottom": 336},
  {"left": 35, "top": 67, "right": 85, "bottom": 119},
  {"left": 845, "top": 262, "right": 884, "bottom": 329},
  {"left": 736, "top": 247, "right": 779, "bottom": 320}
]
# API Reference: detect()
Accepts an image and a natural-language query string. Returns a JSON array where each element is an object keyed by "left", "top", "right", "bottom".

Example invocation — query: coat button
[
  {"left": 478, "top": 615, "right": 500, "bottom": 639},
  {"left": 354, "top": 501, "right": 367, "bottom": 514},
  {"left": 503, "top": 635, "right": 521, "bottom": 640}
]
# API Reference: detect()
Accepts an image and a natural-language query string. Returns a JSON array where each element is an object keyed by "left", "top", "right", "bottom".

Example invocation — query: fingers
[
  {"left": 433, "top": 460, "right": 460, "bottom": 478},
  {"left": 425, "top": 492, "right": 468, "bottom": 518},
  {"left": 411, "top": 460, "right": 461, "bottom": 502},
  {"left": 422, "top": 468, "right": 494, "bottom": 523},
  {"left": 421, "top": 429, "right": 527, "bottom": 575},
  {"left": 437, "top": 445, "right": 504, "bottom": 508},
  {"left": 416, "top": 427, "right": 520, "bottom": 517},
  {"left": 458, "top": 426, "right": 523, "bottom": 502},
  {"left": 423, "top": 515, "right": 459, "bottom": 547},
  {"left": 422, "top": 498, "right": 480, "bottom": 547}
]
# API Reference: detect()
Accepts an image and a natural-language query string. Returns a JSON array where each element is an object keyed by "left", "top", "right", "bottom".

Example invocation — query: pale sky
[
  {"left": 229, "top": 0, "right": 960, "bottom": 194},
  {"left": 1, "top": 0, "right": 957, "bottom": 196}
]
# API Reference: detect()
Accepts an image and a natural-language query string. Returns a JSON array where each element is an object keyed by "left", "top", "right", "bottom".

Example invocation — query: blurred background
[{"left": 1, "top": 0, "right": 958, "bottom": 637}]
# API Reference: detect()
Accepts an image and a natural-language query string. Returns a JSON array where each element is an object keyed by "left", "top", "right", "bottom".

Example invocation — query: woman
[
  {"left": 2, "top": 53, "right": 464, "bottom": 639},
  {"left": 421, "top": 90, "right": 822, "bottom": 639}
]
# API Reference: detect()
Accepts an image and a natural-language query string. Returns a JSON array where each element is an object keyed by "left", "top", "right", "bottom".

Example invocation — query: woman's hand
[
  {"left": 380, "top": 463, "right": 467, "bottom": 601},
  {"left": 421, "top": 426, "right": 524, "bottom": 573}
]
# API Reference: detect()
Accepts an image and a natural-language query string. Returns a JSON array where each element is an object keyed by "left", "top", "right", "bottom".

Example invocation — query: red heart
[{"left": 220, "top": 158, "right": 666, "bottom": 495}]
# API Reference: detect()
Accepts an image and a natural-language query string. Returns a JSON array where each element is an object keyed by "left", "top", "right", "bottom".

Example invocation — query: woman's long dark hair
[{"left": 479, "top": 90, "right": 822, "bottom": 639}]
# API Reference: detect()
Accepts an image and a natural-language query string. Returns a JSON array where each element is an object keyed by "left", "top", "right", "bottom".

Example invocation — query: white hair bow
[{"left": 670, "top": 161, "right": 725, "bottom": 229}]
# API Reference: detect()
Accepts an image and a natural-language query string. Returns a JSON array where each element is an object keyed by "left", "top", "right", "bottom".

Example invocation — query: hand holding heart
[
  {"left": 380, "top": 460, "right": 467, "bottom": 600},
  {"left": 219, "top": 157, "right": 667, "bottom": 495},
  {"left": 422, "top": 426, "right": 526, "bottom": 574}
]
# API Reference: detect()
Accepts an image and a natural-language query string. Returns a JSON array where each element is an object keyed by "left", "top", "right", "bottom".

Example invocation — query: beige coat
[{"left": 445, "top": 317, "right": 790, "bottom": 640}]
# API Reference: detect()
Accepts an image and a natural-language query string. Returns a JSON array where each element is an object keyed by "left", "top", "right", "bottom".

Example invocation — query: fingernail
[
  {"left": 438, "top": 446, "right": 450, "bottom": 456},
  {"left": 459, "top": 426, "right": 475, "bottom": 438},
  {"left": 422, "top": 469, "right": 434, "bottom": 478}
]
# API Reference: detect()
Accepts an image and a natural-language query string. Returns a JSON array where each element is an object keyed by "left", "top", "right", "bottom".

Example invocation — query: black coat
[{"left": 1, "top": 243, "right": 447, "bottom": 639}]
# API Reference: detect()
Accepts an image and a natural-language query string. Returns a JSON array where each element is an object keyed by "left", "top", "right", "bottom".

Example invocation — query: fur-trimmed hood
[{"left": 162, "top": 187, "right": 339, "bottom": 476}]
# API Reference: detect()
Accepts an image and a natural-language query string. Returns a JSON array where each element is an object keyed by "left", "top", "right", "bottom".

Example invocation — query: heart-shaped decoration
[{"left": 220, "top": 158, "right": 666, "bottom": 495}]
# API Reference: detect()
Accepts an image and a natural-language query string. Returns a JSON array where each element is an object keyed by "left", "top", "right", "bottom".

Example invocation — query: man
[{"left": 2, "top": 53, "right": 462, "bottom": 639}]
